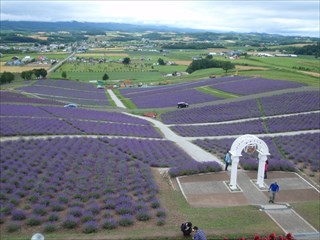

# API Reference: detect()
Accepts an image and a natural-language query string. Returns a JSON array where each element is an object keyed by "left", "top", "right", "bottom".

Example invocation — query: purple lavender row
[
  {"left": 34, "top": 79, "right": 98, "bottom": 91},
  {"left": 40, "top": 95, "right": 109, "bottom": 106},
  {"left": 41, "top": 105, "right": 147, "bottom": 124},
  {"left": 120, "top": 76, "right": 250, "bottom": 97},
  {"left": 0, "top": 104, "right": 52, "bottom": 117},
  {"left": 211, "top": 78, "right": 305, "bottom": 95},
  {"left": 261, "top": 91, "right": 320, "bottom": 116},
  {"left": 170, "top": 112, "right": 319, "bottom": 137},
  {"left": 274, "top": 133, "right": 319, "bottom": 172},
  {"left": 70, "top": 120, "right": 162, "bottom": 138},
  {"left": 161, "top": 99, "right": 260, "bottom": 124},
  {"left": 0, "top": 91, "right": 63, "bottom": 105},
  {"left": 161, "top": 91, "right": 319, "bottom": 124},
  {"left": 130, "top": 88, "right": 222, "bottom": 108},
  {"left": 0, "top": 117, "right": 82, "bottom": 136},
  {"left": 0, "top": 137, "right": 165, "bottom": 230},
  {"left": 266, "top": 113, "right": 320, "bottom": 133},
  {"left": 100, "top": 137, "right": 197, "bottom": 167},
  {"left": 171, "top": 120, "right": 265, "bottom": 137},
  {"left": 18, "top": 86, "right": 107, "bottom": 100}
]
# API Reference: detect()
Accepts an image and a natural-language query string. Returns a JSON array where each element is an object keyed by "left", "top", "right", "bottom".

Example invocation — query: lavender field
[
  {"left": 161, "top": 90, "right": 320, "bottom": 124},
  {"left": 211, "top": 78, "right": 305, "bottom": 95},
  {"left": 119, "top": 76, "right": 307, "bottom": 108},
  {"left": 0, "top": 104, "right": 162, "bottom": 138},
  {"left": 0, "top": 91, "right": 63, "bottom": 105},
  {"left": 0, "top": 137, "right": 222, "bottom": 233},
  {"left": 170, "top": 112, "right": 320, "bottom": 137},
  {"left": 17, "top": 79, "right": 109, "bottom": 107}
]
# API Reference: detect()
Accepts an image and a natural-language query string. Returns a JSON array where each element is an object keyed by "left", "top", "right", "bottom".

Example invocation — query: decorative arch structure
[{"left": 229, "top": 134, "right": 270, "bottom": 190}]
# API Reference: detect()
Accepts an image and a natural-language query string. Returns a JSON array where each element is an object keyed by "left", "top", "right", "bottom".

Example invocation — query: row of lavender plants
[
  {"left": 0, "top": 104, "right": 148, "bottom": 125},
  {"left": 126, "top": 88, "right": 222, "bottom": 108},
  {"left": 34, "top": 79, "right": 99, "bottom": 91},
  {"left": 120, "top": 76, "right": 250, "bottom": 97},
  {"left": 161, "top": 90, "right": 320, "bottom": 124},
  {"left": 162, "top": 99, "right": 261, "bottom": 124},
  {"left": 119, "top": 76, "right": 251, "bottom": 108},
  {"left": 0, "top": 116, "right": 161, "bottom": 138},
  {"left": 170, "top": 112, "right": 320, "bottom": 137},
  {"left": 210, "top": 78, "right": 305, "bottom": 95},
  {"left": 18, "top": 86, "right": 107, "bottom": 101},
  {"left": 0, "top": 137, "right": 222, "bottom": 233},
  {"left": 46, "top": 95, "right": 109, "bottom": 106},
  {"left": 0, "top": 91, "right": 63, "bottom": 105},
  {"left": 192, "top": 133, "right": 319, "bottom": 172}
]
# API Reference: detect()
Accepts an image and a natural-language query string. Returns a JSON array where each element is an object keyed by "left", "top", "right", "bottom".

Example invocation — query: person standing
[
  {"left": 192, "top": 226, "right": 207, "bottom": 240},
  {"left": 224, "top": 151, "right": 231, "bottom": 171},
  {"left": 264, "top": 160, "right": 269, "bottom": 179},
  {"left": 268, "top": 181, "right": 280, "bottom": 203}
]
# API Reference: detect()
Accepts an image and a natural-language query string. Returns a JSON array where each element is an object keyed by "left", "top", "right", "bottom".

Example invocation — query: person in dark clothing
[
  {"left": 224, "top": 151, "right": 231, "bottom": 171},
  {"left": 264, "top": 160, "right": 269, "bottom": 179},
  {"left": 193, "top": 226, "right": 207, "bottom": 240},
  {"left": 180, "top": 222, "right": 192, "bottom": 236}
]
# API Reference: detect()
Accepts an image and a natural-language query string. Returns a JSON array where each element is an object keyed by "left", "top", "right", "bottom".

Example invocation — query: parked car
[
  {"left": 177, "top": 102, "right": 189, "bottom": 108},
  {"left": 64, "top": 103, "right": 78, "bottom": 108}
]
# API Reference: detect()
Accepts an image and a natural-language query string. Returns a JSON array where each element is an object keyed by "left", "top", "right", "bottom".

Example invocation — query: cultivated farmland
[{"left": 1, "top": 65, "right": 319, "bottom": 239}]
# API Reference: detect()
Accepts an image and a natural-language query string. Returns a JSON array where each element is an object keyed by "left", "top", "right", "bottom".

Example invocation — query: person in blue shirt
[
  {"left": 268, "top": 181, "right": 280, "bottom": 203},
  {"left": 193, "top": 226, "right": 207, "bottom": 240},
  {"left": 224, "top": 151, "right": 232, "bottom": 171}
]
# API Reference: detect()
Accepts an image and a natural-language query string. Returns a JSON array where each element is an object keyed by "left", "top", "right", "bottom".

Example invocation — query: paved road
[{"left": 47, "top": 52, "right": 75, "bottom": 73}]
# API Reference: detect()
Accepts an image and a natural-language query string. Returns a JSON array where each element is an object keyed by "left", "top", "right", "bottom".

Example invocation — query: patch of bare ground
[
  {"left": 235, "top": 65, "right": 269, "bottom": 71},
  {"left": 174, "top": 60, "right": 192, "bottom": 66},
  {"left": 297, "top": 70, "right": 320, "bottom": 78}
]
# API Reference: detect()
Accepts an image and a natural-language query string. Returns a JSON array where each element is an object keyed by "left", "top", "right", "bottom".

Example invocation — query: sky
[{"left": 1, "top": 0, "right": 319, "bottom": 37}]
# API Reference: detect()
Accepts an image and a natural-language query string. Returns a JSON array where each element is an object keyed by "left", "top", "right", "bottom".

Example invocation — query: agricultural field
[{"left": 16, "top": 79, "right": 110, "bottom": 107}]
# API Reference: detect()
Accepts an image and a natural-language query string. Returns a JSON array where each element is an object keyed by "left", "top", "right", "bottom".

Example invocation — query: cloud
[{"left": 1, "top": 0, "right": 319, "bottom": 37}]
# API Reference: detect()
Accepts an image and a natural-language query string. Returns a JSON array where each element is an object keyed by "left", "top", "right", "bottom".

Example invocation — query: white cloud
[{"left": 1, "top": 0, "right": 319, "bottom": 37}]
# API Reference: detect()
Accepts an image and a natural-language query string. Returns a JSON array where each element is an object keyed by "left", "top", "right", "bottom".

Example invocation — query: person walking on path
[
  {"left": 268, "top": 181, "right": 280, "bottom": 203},
  {"left": 192, "top": 226, "right": 207, "bottom": 240},
  {"left": 224, "top": 150, "right": 232, "bottom": 171},
  {"left": 264, "top": 160, "right": 269, "bottom": 179}
]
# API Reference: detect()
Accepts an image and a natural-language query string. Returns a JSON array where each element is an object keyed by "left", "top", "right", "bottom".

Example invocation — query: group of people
[
  {"left": 180, "top": 222, "right": 207, "bottom": 240},
  {"left": 223, "top": 151, "right": 280, "bottom": 203}
]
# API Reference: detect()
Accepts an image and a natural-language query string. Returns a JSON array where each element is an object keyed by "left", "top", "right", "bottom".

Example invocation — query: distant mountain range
[{"left": 0, "top": 20, "right": 205, "bottom": 33}]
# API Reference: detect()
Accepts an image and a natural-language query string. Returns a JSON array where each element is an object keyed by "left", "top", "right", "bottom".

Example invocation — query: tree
[
  {"left": 122, "top": 57, "right": 131, "bottom": 65},
  {"left": 158, "top": 58, "right": 165, "bottom": 65},
  {"left": 39, "top": 68, "right": 47, "bottom": 78},
  {"left": 33, "top": 68, "right": 47, "bottom": 79},
  {"left": 221, "top": 61, "right": 235, "bottom": 73},
  {"left": 21, "top": 70, "right": 33, "bottom": 80},
  {"left": 0, "top": 71, "right": 15, "bottom": 84},
  {"left": 62, "top": 71, "right": 67, "bottom": 78},
  {"left": 102, "top": 73, "right": 109, "bottom": 81}
]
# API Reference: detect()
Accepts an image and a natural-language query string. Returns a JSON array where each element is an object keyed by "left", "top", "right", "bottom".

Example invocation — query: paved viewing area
[{"left": 177, "top": 171, "right": 319, "bottom": 239}]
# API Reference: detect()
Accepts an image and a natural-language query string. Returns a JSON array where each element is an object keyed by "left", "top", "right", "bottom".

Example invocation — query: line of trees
[
  {"left": 21, "top": 68, "right": 48, "bottom": 80},
  {"left": 186, "top": 58, "right": 235, "bottom": 73}
]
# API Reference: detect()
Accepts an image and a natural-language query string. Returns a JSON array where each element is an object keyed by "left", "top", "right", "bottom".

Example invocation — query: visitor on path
[
  {"left": 192, "top": 226, "right": 207, "bottom": 240},
  {"left": 224, "top": 151, "right": 232, "bottom": 171},
  {"left": 268, "top": 181, "right": 280, "bottom": 203},
  {"left": 180, "top": 222, "right": 192, "bottom": 236},
  {"left": 264, "top": 160, "right": 269, "bottom": 179}
]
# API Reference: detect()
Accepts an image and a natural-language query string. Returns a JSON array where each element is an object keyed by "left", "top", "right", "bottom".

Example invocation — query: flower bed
[{"left": 211, "top": 78, "right": 305, "bottom": 95}]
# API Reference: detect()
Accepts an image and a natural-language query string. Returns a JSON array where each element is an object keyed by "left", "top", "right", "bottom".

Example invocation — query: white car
[{"left": 64, "top": 103, "right": 78, "bottom": 108}]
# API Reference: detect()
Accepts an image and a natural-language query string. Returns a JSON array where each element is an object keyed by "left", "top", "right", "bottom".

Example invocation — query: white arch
[{"left": 229, "top": 134, "right": 270, "bottom": 190}]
